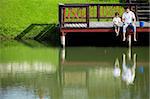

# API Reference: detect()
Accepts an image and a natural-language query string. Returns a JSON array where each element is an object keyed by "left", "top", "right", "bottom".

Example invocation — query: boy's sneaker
[{"left": 116, "top": 32, "right": 119, "bottom": 36}]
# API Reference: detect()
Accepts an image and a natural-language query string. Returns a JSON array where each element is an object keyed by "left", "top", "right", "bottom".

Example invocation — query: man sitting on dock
[{"left": 122, "top": 7, "right": 137, "bottom": 41}]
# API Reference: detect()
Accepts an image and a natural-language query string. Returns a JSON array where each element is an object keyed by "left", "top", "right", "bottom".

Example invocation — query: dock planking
[
  {"left": 63, "top": 22, "right": 150, "bottom": 28},
  {"left": 62, "top": 22, "right": 150, "bottom": 33}
]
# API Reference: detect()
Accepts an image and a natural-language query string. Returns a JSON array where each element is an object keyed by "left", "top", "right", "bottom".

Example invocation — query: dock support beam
[
  {"left": 61, "top": 32, "right": 66, "bottom": 47},
  {"left": 61, "top": 48, "right": 65, "bottom": 63}
]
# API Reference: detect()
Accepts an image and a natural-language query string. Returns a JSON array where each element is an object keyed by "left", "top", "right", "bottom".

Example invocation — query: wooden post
[
  {"left": 59, "top": 5, "right": 62, "bottom": 27},
  {"left": 135, "top": 5, "right": 138, "bottom": 21},
  {"left": 59, "top": 3, "right": 64, "bottom": 28},
  {"left": 61, "top": 32, "right": 65, "bottom": 47},
  {"left": 61, "top": 48, "right": 65, "bottom": 63},
  {"left": 86, "top": 6, "right": 89, "bottom": 28},
  {"left": 62, "top": 8, "right": 66, "bottom": 27},
  {"left": 97, "top": 5, "right": 100, "bottom": 21}
]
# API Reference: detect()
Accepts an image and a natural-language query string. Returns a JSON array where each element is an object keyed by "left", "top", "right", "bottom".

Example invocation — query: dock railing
[{"left": 59, "top": 3, "right": 148, "bottom": 28}]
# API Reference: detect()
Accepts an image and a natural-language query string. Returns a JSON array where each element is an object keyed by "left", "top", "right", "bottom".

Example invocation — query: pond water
[{"left": 0, "top": 40, "right": 149, "bottom": 99}]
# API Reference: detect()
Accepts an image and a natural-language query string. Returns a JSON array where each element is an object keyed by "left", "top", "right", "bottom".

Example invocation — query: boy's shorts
[{"left": 113, "top": 24, "right": 120, "bottom": 29}]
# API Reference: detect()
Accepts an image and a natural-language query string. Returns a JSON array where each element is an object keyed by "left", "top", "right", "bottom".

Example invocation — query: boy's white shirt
[
  {"left": 122, "top": 11, "right": 136, "bottom": 24},
  {"left": 113, "top": 17, "right": 121, "bottom": 25}
]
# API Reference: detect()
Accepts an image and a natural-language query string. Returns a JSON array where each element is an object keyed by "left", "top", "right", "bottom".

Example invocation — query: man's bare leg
[
  {"left": 133, "top": 53, "right": 137, "bottom": 69},
  {"left": 123, "top": 24, "right": 128, "bottom": 41},
  {"left": 133, "top": 24, "right": 137, "bottom": 41},
  {"left": 123, "top": 53, "right": 126, "bottom": 68},
  {"left": 134, "top": 32, "right": 137, "bottom": 41},
  {"left": 123, "top": 32, "right": 126, "bottom": 41}
]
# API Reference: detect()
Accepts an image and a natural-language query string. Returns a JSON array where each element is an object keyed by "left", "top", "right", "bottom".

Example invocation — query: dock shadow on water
[
  {"left": 15, "top": 23, "right": 60, "bottom": 47},
  {"left": 14, "top": 24, "right": 149, "bottom": 47},
  {"left": 65, "top": 32, "right": 149, "bottom": 47},
  {"left": 0, "top": 40, "right": 149, "bottom": 99}
]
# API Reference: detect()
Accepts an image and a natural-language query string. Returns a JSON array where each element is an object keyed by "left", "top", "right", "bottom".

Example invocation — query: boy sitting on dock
[{"left": 113, "top": 12, "right": 122, "bottom": 36}]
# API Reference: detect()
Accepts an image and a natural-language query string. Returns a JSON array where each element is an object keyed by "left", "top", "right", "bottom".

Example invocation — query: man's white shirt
[{"left": 122, "top": 11, "right": 136, "bottom": 24}]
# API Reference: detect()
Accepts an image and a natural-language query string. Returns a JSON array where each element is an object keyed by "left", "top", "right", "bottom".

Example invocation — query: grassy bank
[{"left": 0, "top": 0, "right": 119, "bottom": 39}]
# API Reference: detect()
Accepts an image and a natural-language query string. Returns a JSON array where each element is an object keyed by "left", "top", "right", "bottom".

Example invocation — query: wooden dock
[
  {"left": 63, "top": 22, "right": 150, "bottom": 28},
  {"left": 62, "top": 22, "right": 150, "bottom": 32},
  {"left": 59, "top": 3, "right": 150, "bottom": 47}
]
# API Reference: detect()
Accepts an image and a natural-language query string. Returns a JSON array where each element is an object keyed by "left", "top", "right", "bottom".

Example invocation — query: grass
[{"left": 0, "top": 0, "right": 119, "bottom": 38}]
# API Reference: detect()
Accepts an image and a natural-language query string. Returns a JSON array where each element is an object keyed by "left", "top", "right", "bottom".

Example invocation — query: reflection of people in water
[
  {"left": 113, "top": 50, "right": 137, "bottom": 85},
  {"left": 113, "top": 58, "right": 121, "bottom": 78},
  {"left": 122, "top": 53, "right": 136, "bottom": 85}
]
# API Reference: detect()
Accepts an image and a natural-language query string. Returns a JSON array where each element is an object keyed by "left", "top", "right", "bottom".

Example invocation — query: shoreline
[{"left": 0, "top": 34, "right": 15, "bottom": 41}]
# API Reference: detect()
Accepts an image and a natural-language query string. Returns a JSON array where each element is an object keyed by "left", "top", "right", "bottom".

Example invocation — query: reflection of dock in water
[
  {"left": 0, "top": 46, "right": 149, "bottom": 99},
  {"left": 0, "top": 62, "right": 57, "bottom": 74},
  {"left": 59, "top": 47, "right": 149, "bottom": 98},
  {"left": 60, "top": 62, "right": 148, "bottom": 98},
  {"left": 60, "top": 47, "right": 149, "bottom": 67}
]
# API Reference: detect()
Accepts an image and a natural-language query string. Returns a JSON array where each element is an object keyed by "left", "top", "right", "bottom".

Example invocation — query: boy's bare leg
[
  {"left": 115, "top": 29, "right": 119, "bottom": 36},
  {"left": 117, "top": 27, "right": 120, "bottom": 36}
]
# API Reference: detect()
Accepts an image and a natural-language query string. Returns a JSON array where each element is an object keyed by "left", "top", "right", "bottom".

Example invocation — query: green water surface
[{"left": 0, "top": 40, "right": 149, "bottom": 99}]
